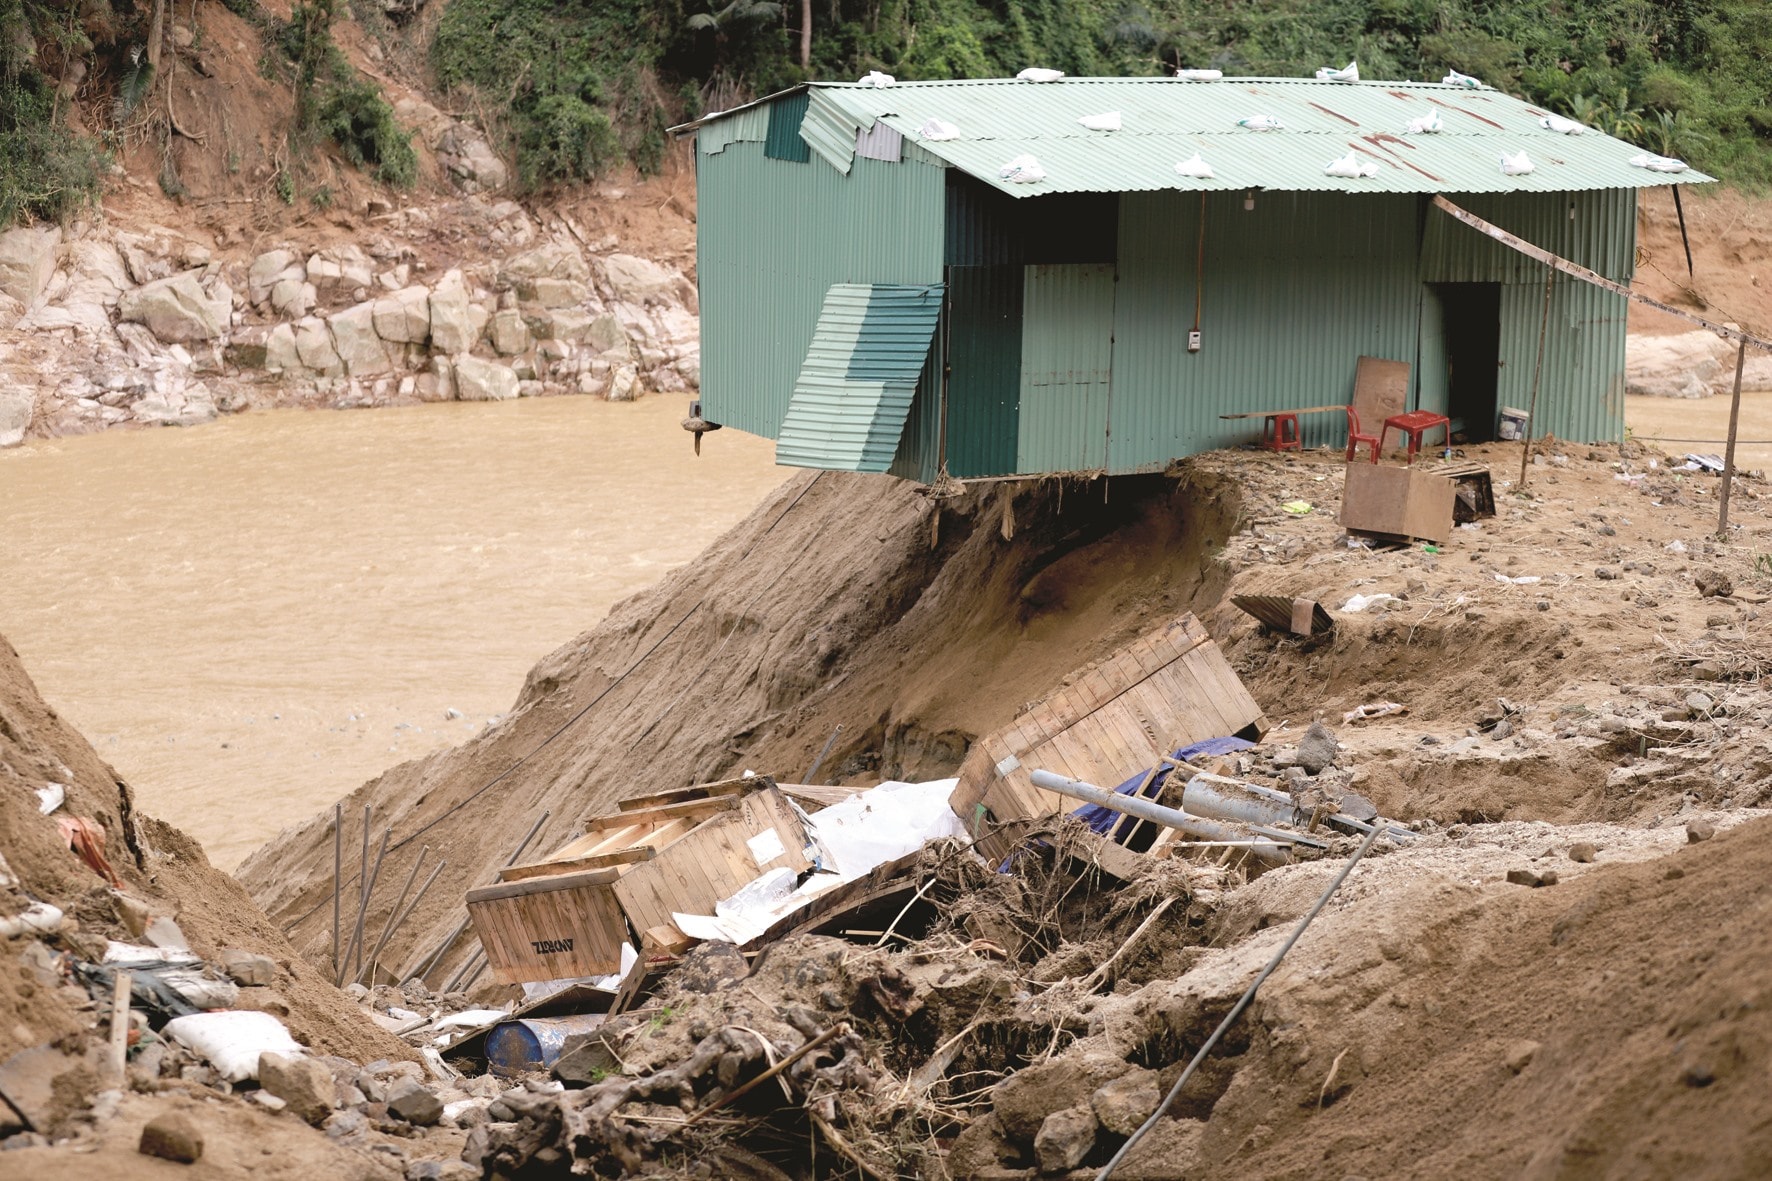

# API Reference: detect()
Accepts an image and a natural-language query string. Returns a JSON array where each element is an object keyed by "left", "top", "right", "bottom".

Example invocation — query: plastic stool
[{"left": 1261, "top": 412, "right": 1301, "bottom": 452}]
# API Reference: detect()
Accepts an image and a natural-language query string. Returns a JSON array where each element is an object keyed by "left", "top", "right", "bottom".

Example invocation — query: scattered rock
[
  {"left": 453, "top": 355, "right": 519, "bottom": 402},
  {"left": 373, "top": 286, "right": 432, "bottom": 345},
  {"left": 1567, "top": 842, "right": 1597, "bottom": 863},
  {"left": 218, "top": 948, "right": 278, "bottom": 987},
  {"left": 118, "top": 272, "right": 227, "bottom": 342},
  {"left": 388, "top": 1080, "right": 444, "bottom": 1126},
  {"left": 428, "top": 269, "right": 476, "bottom": 355},
  {"left": 1090, "top": 1068, "right": 1160, "bottom": 1136},
  {"left": 1505, "top": 868, "right": 1557, "bottom": 888},
  {"left": 1693, "top": 568, "right": 1733, "bottom": 599},
  {"left": 1594, "top": 567, "right": 1618, "bottom": 581},
  {"left": 259, "top": 1052, "right": 338, "bottom": 1126},
  {"left": 1033, "top": 1104, "right": 1097, "bottom": 1174},
  {"left": 1504, "top": 1039, "right": 1540, "bottom": 1074},
  {"left": 0, "top": 387, "right": 31, "bottom": 448},
  {"left": 606, "top": 363, "right": 639, "bottom": 403},
  {"left": 139, "top": 1112, "right": 204, "bottom": 1163},
  {"left": 328, "top": 302, "right": 394, "bottom": 376},
  {"left": 1296, "top": 720, "right": 1338, "bottom": 775},
  {"left": 1687, "top": 820, "right": 1716, "bottom": 843},
  {"left": 0, "top": 225, "right": 62, "bottom": 311}
]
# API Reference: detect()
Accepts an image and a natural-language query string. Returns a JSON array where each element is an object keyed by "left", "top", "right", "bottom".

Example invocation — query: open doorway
[{"left": 1431, "top": 282, "right": 1501, "bottom": 441}]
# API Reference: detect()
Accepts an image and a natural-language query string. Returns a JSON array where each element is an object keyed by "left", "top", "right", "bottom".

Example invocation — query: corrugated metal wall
[
  {"left": 696, "top": 140, "right": 945, "bottom": 439},
  {"left": 1422, "top": 189, "right": 1636, "bottom": 283},
  {"left": 1017, "top": 263, "right": 1117, "bottom": 473},
  {"left": 1497, "top": 278, "right": 1628, "bottom": 443},
  {"left": 943, "top": 265, "right": 1022, "bottom": 478},
  {"left": 1107, "top": 190, "right": 1424, "bottom": 471}
]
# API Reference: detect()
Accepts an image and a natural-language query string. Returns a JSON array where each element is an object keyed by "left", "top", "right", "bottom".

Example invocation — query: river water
[{"left": 0, "top": 397, "right": 783, "bottom": 868}]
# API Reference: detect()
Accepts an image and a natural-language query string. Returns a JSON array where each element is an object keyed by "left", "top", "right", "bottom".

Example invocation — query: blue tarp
[{"left": 1070, "top": 736, "right": 1256, "bottom": 841}]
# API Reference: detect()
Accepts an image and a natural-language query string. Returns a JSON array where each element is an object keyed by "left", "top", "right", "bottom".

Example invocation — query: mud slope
[
  {"left": 238, "top": 467, "right": 1245, "bottom": 985},
  {"left": 0, "top": 633, "right": 406, "bottom": 1071}
]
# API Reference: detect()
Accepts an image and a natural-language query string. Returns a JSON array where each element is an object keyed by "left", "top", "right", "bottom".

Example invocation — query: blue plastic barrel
[{"left": 485, "top": 1014, "right": 610, "bottom": 1076}]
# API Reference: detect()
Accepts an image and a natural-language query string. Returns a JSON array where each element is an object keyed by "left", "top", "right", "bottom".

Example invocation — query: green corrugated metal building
[{"left": 677, "top": 76, "right": 1710, "bottom": 481}]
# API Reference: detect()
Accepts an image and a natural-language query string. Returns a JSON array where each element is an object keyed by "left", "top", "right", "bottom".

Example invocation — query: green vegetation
[
  {"left": 282, "top": 1, "right": 417, "bottom": 187},
  {"left": 0, "top": 0, "right": 104, "bottom": 224},
  {"left": 434, "top": 0, "right": 1772, "bottom": 188}
]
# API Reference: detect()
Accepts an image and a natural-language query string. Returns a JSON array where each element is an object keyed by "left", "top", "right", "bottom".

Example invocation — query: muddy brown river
[{"left": 0, "top": 396, "right": 783, "bottom": 868}]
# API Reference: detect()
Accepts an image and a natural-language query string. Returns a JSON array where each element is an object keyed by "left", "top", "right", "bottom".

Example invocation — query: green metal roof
[
  {"left": 683, "top": 77, "right": 1713, "bottom": 200},
  {"left": 776, "top": 283, "right": 943, "bottom": 472}
]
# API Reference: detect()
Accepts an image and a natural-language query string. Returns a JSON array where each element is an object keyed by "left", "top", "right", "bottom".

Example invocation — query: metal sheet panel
[
  {"left": 1422, "top": 188, "right": 1635, "bottom": 281},
  {"left": 1497, "top": 277, "right": 1626, "bottom": 445},
  {"left": 856, "top": 122, "right": 904, "bottom": 163},
  {"left": 1107, "top": 190, "right": 1423, "bottom": 471},
  {"left": 699, "top": 106, "right": 768, "bottom": 156},
  {"left": 777, "top": 283, "right": 943, "bottom": 472},
  {"left": 764, "top": 93, "right": 811, "bottom": 163},
  {"left": 808, "top": 78, "right": 1713, "bottom": 200},
  {"left": 945, "top": 264, "right": 1023, "bottom": 477},
  {"left": 1017, "top": 263, "right": 1116, "bottom": 474},
  {"left": 696, "top": 142, "right": 946, "bottom": 440},
  {"left": 800, "top": 91, "right": 863, "bottom": 174}
]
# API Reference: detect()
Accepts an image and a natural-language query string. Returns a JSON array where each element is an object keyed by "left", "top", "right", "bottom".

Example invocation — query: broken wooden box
[
  {"left": 466, "top": 778, "right": 811, "bottom": 985},
  {"left": 947, "top": 613, "right": 1268, "bottom": 862},
  {"left": 1340, "top": 462, "right": 1456, "bottom": 545}
]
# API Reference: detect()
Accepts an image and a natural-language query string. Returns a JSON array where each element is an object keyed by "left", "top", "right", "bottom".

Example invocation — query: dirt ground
[{"left": 1630, "top": 186, "right": 1772, "bottom": 339}]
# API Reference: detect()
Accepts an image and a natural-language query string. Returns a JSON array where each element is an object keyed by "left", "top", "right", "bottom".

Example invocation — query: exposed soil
[{"left": 1631, "top": 186, "right": 1772, "bottom": 339}]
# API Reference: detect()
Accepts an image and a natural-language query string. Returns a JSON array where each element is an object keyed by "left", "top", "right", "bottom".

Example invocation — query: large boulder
[
  {"left": 437, "top": 123, "right": 507, "bottom": 194},
  {"left": 584, "top": 313, "right": 627, "bottom": 354},
  {"left": 0, "top": 387, "right": 32, "bottom": 447},
  {"left": 327, "top": 302, "right": 393, "bottom": 375},
  {"left": 307, "top": 245, "right": 374, "bottom": 294},
  {"left": 372, "top": 285, "right": 431, "bottom": 344},
  {"left": 519, "top": 277, "right": 587, "bottom": 308},
  {"left": 119, "top": 271, "right": 227, "bottom": 343},
  {"left": 488, "top": 308, "right": 531, "bottom": 356},
  {"left": 264, "top": 323, "right": 303, "bottom": 373},
  {"left": 453, "top": 355, "right": 518, "bottom": 401},
  {"left": 1626, "top": 329, "right": 1735, "bottom": 398},
  {"left": 248, "top": 249, "right": 304, "bottom": 304},
  {"left": 293, "top": 317, "right": 342, "bottom": 375},
  {"left": 501, "top": 241, "right": 589, "bottom": 287},
  {"left": 598, "top": 253, "right": 681, "bottom": 307},
  {"left": 0, "top": 225, "right": 61, "bottom": 310},
  {"left": 271, "top": 278, "right": 317, "bottom": 320},
  {"left": 428, "top": 269, "right": 475, "bottom": 354}
]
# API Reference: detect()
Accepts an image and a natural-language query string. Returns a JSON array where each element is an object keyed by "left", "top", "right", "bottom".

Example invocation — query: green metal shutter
[
  {"left": 1017, "top": 263, "right": 1116, "bottom": 474},
  {"left": 777, "top": 283, "right": 944, "bottom": 472}
]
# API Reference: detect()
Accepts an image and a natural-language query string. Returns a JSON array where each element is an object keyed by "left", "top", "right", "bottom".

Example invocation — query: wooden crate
[
  {"left": 468, "top": 780, "right": 812, "bottom": 985},
  {"left": 947, "top": 614, "right": 1266, "bottom": 860}
]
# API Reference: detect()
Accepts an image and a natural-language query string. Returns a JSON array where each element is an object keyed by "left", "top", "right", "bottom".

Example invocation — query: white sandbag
[
  {"left": 857, "top": 70, "right": 895, "bottom": 87},
  {"left": 104, "top": 940, "right": 201, "bottom": 966},
  {"left": 162, "top": 1011, "right": 303, "bottom": 1082},
  {"left": 1630, "top": 152, "right": 1688, "bottom": 173},
  {"left": 1016, "top": 68, "right": 1064, "bottom": 83},
  {"left": 1173, "top": 68, "right": 1222, "bottom": 81},
  {"left": 1236, "top": 115, "right": 1284, "bottom": 131},
  {"left": 1314, "top": 61, "right": 1359, "bottom": 82},
  {"left": 1405, "top": 109, "right": 1443, "bottom": 134},
  {"left": 918, "top": 118, "right": 959, "bottom": 141},
  {"left": 1173, "top": 154, "right": 1215, "bottom": 179},
  {"left": 1540, "top": 114, "right": 1583, "bottom": 134},
  {"left": 1324, "top": 151, "right": 1378, "bottom": 178},
  {"left": 0, "top": 903, "right": 63, "bottom": 939},
  {"left": 1078, "top": 111, "right": 1122, "bottom": 131},
  {"left": 1500, "top": 150, "right": 1536, "bottom": 175},
  {"left": 1442, "top": 70, "right": 1481, "bottom": 87},
  {"left": 998, "top": 154, "right": 1046, "bottom": 183},
  {"left": 36, "top": 783, "right": 65, "bottom": 814}
]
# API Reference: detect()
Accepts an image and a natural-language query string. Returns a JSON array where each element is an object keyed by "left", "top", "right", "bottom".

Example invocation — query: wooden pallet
[{"left": 947, "top": 614, "right": 1267, "bottom": 863}]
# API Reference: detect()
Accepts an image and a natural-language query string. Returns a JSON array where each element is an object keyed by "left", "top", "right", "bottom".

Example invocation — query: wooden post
[
  {"left": 1672, "top": 184, "right": 1694, "bottom": 278},
  {"left": 1718, "top": 337, "right": 1748, "bottom": 537},
  {"left": 109, "top": 973, "right": 132, "bottom": 1083},
  {"left": 1518, "top": 267, "right": 1554, "bottom": 488},
  {"left": 331, "top": 802, "right": 342, "bottom": 982}
]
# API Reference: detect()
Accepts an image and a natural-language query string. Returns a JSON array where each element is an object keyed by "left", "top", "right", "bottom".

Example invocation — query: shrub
[
  {"left": 316, "top": 77, "right": 418, "bottom": 186},
  {"left": 517, "top": 93, "right": 620, "bottom": 184},
  {"left": 0, "top": 56, "right": 103, "bottom": 225}
]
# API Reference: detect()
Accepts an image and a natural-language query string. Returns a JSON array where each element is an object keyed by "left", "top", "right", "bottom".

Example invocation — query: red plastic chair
[{"left": 1344, "top": 406, "right": 1380, "bottom": 463}]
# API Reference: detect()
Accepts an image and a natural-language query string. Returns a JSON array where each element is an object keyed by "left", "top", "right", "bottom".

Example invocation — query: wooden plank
[
  {"left": 467, "top": 869, "right": 633, "bottom": 984},
  {"left": 1341, "top": 463, "right": 1455, "bottom": 545},
  {"left": 775, "top": 783, "right": 857, "bottom": 810},
  {"left": 466, "top": 866, "right": 621, "bottom": 903},
  {"left": 617, "top": 775, "right": 763, "bottom": 813},
  {"left": 498, "top": 846, "right": 657, "bottom": 881},
  {"left": 584, "top": 796, "right": 740, "bottom": 832}
]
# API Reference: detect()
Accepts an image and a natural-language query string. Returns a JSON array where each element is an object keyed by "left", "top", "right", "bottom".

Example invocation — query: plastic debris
[
  {"left": 1174, "top": 68, "right": 1223, "bottom": 81},
  {"left": 918, "top": 117, "right": 959, "bottom": 141},
  {"left": 1325, "top": 151, "right": 1379, "bottom": 178},
  {"left": 1494, "top": 574, "right": 1543, "bottom": 585},
  {"left": 1281, "top": 500, "right": 1314, "bottom": 515},
  {"left": 35, "top": 783, "right": 65, "bottom": 815},
  {"left": 1078, "top": 111, "right": 1122, "bottom": 131},
  {"left": 1405, "top": 109, "right": 1443, "bottom": 134},
  {"left": 1442, "top": 69, "right": 1481, "bottom": 87},
  {"left": 1016, "top": 67, "right": 1065, "bottom": 83},
  {"left": 1342, "top": 702, "right": 1407, "bottom": 724},
  {"left": 998, "top": 154, "right": 1047, "bottom": 183},
  {"left": 163, "top": 1011, "right": 303, "bottom": 1082},
  {"left": 1539, "top": 114, "right": 1584, "bottom": 134},
  {"left": 1315, "top": 61, "right": 1359, "bottom": 82},
  {"left": 1237, "top": 115, "right": 1284, "bottom": 131},
  {"left": 1341, "top": 593, "right": 1399, "bottom": 613},
  {"left": 1665, "top": 539, "right": 1687, "bottom": 553},
  {"left": 0, "top": 902, "right": 64, "bottom": 939},
  {"left": 1630, "top": 152, "right": 1688, "bottom": 173},
  {"left": 1173, "top": 153, "right": 1215, "bottom": 178},
  {"left": 857, "top": 70, "right": 895, "bottom": 87},
  {"left": 57, "top": 815, "right": 123, "bottom": 887},
  {"left": 1500, "top": 150, "right": 1536, "bottom": 175}
]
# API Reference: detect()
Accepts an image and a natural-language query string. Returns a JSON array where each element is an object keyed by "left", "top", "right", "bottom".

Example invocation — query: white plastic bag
[
  {"left": 857, "top": 70, "right": 895, "bottom": 88},
  {"left": 1237, "top": 115, "right": 1284, "bottom": 131},
  {"left": 162, "top": 1011, "right": 303, "bottom": 1082},
  {"left": 1442, "top": 70, "right": 1481, "bottom": 88},
  {"left": 1405, "top": 109, "right": 1443, "bottom": 134},
  {"left": 1500, "top": 150, "right": 1535, "bottom": 175},
  {"left": 998, "top": 154, "right": 1046, "bottom": 183},
  {"left": 1630, "top": 152, "right": 1688, "bottom": 173},
  {"left": 1077, "top": 111, "right": 1122, "bottom": 131},
  {"left": 1016, "top": 67, "right": 1064, "bottom": 83},
  {"left": 1173, "top": 154, "right": 1215, "bottom": 179},
  {"left": 1174, "top": 68, "right": 1223, "bottom": 81},
  {"left": 1540, "top": 114, "right": 1583, "bottom": 134},
  {"left": 1315, "top": 61, "right": 1359, "bottom": 82},
  {"left": 36, "top": 783, "right": 65, "bottom": 814},
  {"left": 1324, "top": 151, "right": 1378, "bottom": 178},
  {"left": 918, "top": 118, "right": 959, "bottom": 142}
]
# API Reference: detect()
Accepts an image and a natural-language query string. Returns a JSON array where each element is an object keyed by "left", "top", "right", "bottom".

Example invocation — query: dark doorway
[{"left": 1432, "top": 282, "right": 1501, "bottom": 441}]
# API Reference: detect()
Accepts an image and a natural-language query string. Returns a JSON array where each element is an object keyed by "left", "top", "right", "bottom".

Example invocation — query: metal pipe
[
  {"left": 344, "top": 824, "right": 390, "bottom": 984},
  {"left": 804, "top": 724, "right": 843, "bottom": 784},
  {"left": 1718, "top": 337, "right": 1748, "bottom": 537},
  {"left": 1028, "top": 770, "right": 1290, "bottom": 867},
  {"left": 337, "top": 804, "right": 371, "bottom": 985},
  {"left": 1181, "top": 774, "right": 1305, "bottom": 829},
  {"left": 373, "top": 859, "right": 446, "bottom": 984},
  {"left": 414, "top": 918, "right": 469, "bottom": 986},
  {"left": 357, "top": 845, "right": 428, "bottom": 986}
]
